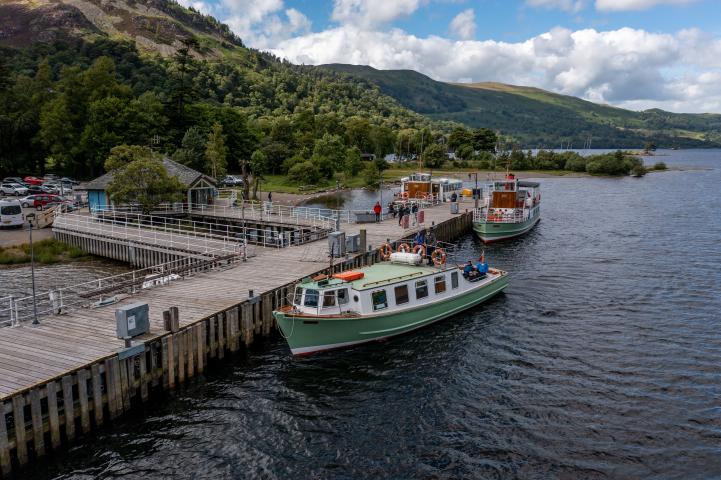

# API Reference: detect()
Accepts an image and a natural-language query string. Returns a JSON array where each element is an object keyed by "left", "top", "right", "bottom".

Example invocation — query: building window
[
  {"left": 337, "top": 288, "right": 349, "bottom": 305},
  {"left": 394, "top": 285, "right": 409, "bottom": 305},
  {"left": 451, "top": 271, "right": 459, "bottom": 289},
  {"left": 304, "top": 289, "right": 319, "bottom": 307},
  {"left": 323, "top": 290, "right": 336, "bottom": 308},
  {"left": 435, "top": 275, "right": 446, "bottom": 294},
  {"left": 415, "top": 280, "right": 428, "bottom": 299},
  {"left": 372, "top": 290, "right": 388, "bottom": 311},
  {"left": 294, "top": 287, "right": 303, "bottom": 305}
]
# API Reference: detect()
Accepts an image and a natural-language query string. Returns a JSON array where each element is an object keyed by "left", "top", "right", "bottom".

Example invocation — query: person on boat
[
  {"left": 463, "top": 261, "right": 474, "bottom": 277},
  {"left": 475, "top": 254, "right": 489, "bottom": 278},
  {"left": 373, "top": 201, "right": 382, "bottom": 222},
  {"left": 414, "top": 228, "right": 426, "bottom": 248},
  {"left": 425, "top": 227, "right": 437, "bottom": 265}
]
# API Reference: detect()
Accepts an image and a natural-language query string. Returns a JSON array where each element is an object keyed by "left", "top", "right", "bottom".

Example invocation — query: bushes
[
  {"left": 0, "top": 239, "right": 88, "bottom": 265},
  {"left": 288, "top": 161, "right": 320, "bottom": 185},
  {"left": 564, "top": 153, "right": 588, "bottom": 172},
  {"left": 585, "top": 150, "right": 641, "bottom": 175},
  {"left": 653, "top": 161, "right": 667, "bottom": 170}
]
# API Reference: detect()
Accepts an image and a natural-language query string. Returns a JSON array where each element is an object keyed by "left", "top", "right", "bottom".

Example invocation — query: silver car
[{"left": 0, "top": 183, "right": 29, "bottom": 196}]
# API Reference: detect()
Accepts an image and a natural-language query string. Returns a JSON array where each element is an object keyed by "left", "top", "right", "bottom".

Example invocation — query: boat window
[
  {"left": 294, "top": 287, "right": 303, "bottom": 305},
  {"left": 304, "top": 289, "right": 319, "bottom": 307},
  {"left": 322, "top": 290, "right": 336, "bottom": 308},
  {"left": 337, "top": 288, "right": 349, "bottom": 305},
  {"left": 394, "top": 285, "right": 409, "bottom": 305},
  {"left": 435, "top": 275, "right": 446, "bottom": 294},
  {"left": 451, "top": 271, "right": 459, "bottom": 289},
  {"left": 372, "top": 290, "right": 388, "bottom": 311},
  {"left": 415, "top": 280, "right": 428, "bottom": 299}
]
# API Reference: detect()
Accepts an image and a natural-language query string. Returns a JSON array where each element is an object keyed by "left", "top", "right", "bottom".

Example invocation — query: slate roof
[{"left": 79, "top": 157, "right": 216, "bottom": 191}]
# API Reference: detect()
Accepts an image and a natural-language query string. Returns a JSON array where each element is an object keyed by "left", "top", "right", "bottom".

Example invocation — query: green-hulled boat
[
  {"left": 472, "top": 174, "right": 541, "bottom": 243},
  {"left": 273, "top": 253, "right": 508, "bottom": 356}
]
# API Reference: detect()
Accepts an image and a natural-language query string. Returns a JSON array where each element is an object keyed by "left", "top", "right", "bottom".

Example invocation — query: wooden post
[
  {"left": 77, "top": 369, "right": 91, "bottom": 434},
  {"left": 209, "top": 316, "right": 217, "bottom": 359},
  {"left": 170, "top": 306, "right": 180, "bottom": 332},
  {"left": 240, "top": 304, "right": 253, "bottom": 347},
  {"left": 118, "top": 359, "right": 131, "bottom": 412},
  {"left": 359, "top": 228, "right": 367, "bottom": 253},
  {"left": 46, "top": 380, "right": 61, "bottom": 448},
  {"left": 0, "top": 401, "right": 10, "bottom": 476},
  {"left": 186, "top": 329, "right": 195, "bottom": 378},
  {"left": 61, "top": 375, "right": 76, "bottom": 441},
  {"left": 162, "top": 336, "right": 172, "bottom": 389},
  {"left": 217, "top": 312, "right": 226, "bottom": 359},
  {"left": 139, "top": 348, "right": 149, "bottom": 402},
  {"left": 196, "top": 323, "right": 205, "bottom": 374},
  {"left": 150, "top": 342, "right": 160, "bottom": 388},
  {"left": 253, "top": 301, "right": 261, "bottom": 335},
  {"left": 105, "top": 357, "right": 120, "bottom": 419},
  {"left": 29, "top": 388, "right": 45, "bottom": 457},
  {"left": 91, "top": 364, "right": 104, "bottom": 427},
  {"left": 11, "top": 395, "right": 27, "bottom": 465},
  {"left": 176, "top": 332, "right": 185, "bottom": 384},
  {"left": 163, "top": 310, "right": 172, "bottom": 331}
]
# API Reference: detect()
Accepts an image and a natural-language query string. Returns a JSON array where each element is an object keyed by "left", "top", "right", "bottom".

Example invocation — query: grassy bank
[
  {"left": 0, "top": 239, "right": 89, "bottom": 265},
  {"left": 256, "top": 167, "right": 582, "bottom": 195}
]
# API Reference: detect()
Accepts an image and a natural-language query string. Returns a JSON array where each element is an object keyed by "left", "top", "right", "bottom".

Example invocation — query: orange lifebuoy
[
  {"left": 397, "top": 243, "right": 411, "bottom": 253},
  {"left": 413, "top": 244, "right": 426, "bottom": 257},
  {"left": 401, "top": 192, "right": 409, "bottom": 199},
  {"left": 379, "top": 243, "right": 393, "bottom": 260},
  {"left": 431, "top": 248, "right": 446, "bottom": 266}
]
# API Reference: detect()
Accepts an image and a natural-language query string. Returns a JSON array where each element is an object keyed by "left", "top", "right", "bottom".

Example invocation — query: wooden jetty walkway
[{"left": 0, "top": 199, "right": 475, "bottom": 477}]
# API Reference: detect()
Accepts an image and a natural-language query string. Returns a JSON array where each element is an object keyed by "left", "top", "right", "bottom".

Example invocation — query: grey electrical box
[
  {"left": 346, "top": 233, "right": 360, "bottom": 253},
  {"left": 328, "top": 231, "right": 346, "bottom": 257},
  {"left": 115, "top": 303, "right": 150, "bottom": 339}
]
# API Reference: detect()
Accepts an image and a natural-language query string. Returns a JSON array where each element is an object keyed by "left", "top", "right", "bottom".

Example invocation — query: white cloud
[
  {"left": 595, "top": 0, "right": 696, "bottom": 11},
  {"left": 449, "top": 9, "right": 476, "bottom": 40},
  {"left": 176, "top": 0, "right": 214, "bottom": 15},
  {"left": 270, "top": 25, "right": 721, "bottom": 113},
  {"left": 526, "top": 0, "right": 586, "bottom": 13},
  {"left": 331, "top": 0, "right": 424, "bottom": 28},
  {"left": 222, "top": 0, "right": 310, "bottom": 49}
]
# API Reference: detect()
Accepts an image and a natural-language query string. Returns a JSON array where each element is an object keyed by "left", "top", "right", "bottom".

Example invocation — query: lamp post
[{"left": 26, "top": 213, "right": 39, "bottom": 325}]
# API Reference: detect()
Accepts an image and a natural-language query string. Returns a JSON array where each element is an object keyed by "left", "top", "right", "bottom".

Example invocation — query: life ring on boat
[
  {"left": 413, "top": 244, "right": 426, "bottom": 257},
  {"left": 379, "top": 243, "right": 393, "bottom": 260},
  {"left": 431, "top": 248, "right": 446, "bottom": 266},
  {"left": 397, "top": 242, "right": 411, "bottom": 253},
  {"left": 401, "top": 192, "right": 409, "bottom": 199}
]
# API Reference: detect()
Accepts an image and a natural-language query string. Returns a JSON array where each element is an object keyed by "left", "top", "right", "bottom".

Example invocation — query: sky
[{"left": 178, "top": 0, "right": 721, "bottom": 113}]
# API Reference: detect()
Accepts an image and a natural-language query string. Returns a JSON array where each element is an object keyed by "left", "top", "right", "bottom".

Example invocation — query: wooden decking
[{"left": 0, "top": 200, "right": 473, "bottom": 399}]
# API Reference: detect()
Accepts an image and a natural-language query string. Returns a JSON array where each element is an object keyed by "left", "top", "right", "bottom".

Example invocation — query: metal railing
[
  {"left": 472, "top": 208, "right": 526, "bottom": 224},
  {"left": 0, "top": 253, "right": 241, "bottom": 327},
  {"left": 54, "top": 212, "right": 243, "bottom": 255}
]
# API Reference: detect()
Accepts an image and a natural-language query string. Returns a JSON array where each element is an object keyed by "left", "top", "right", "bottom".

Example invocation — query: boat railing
[{"left": 472, "top": 208, "right": 526, "bottom": 224}]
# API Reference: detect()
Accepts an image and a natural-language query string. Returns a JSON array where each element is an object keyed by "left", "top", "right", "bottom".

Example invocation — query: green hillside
[{"left": 322, "top": 64, "right": 721, "bottom": 149}]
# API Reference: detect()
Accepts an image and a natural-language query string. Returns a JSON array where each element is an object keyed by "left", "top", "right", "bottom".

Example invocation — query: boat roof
[
  {"left": 518, "top": 181, "right": 540, "bottom": 188},
  {"left": 300, "top": 262, "right": 449, "bottom": 291}
]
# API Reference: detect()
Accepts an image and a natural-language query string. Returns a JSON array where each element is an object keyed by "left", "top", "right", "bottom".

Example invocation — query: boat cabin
[
  {"left": 474, "top": 174, "right": 540, "bottom": 223},
  {"left": 397, "top": 173, "right": 463, "bottom": 203},
  {"left": 290, "top": 261, "right": 496, "bottom": 317}
]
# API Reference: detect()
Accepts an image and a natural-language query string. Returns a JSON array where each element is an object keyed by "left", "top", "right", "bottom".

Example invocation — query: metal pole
[{"left": 28, "top": 216, "right": 39, "bottom": 325}]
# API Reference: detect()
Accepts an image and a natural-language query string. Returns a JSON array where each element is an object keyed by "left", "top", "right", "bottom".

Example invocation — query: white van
[{"left": 0, "top": 199, "right": 24, "bottom": 228}]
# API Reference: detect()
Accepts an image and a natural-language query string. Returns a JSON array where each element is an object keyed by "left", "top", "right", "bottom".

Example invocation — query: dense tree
[
  {"left": 205, "top": 122, "right": 227, "bottom": 180},
  {"left": 249, "top": 149, "right": 268, "bottom": 199},
  {"left": 422, "top": 143, "right": 447, "bottom": 169},
  {"left": 105, "top": 144, "right": 154, "bottom": 171},
  {"left": 106, "top": 158, "right": 184, "bottom": 214},
  {"left": 174, "top": 126, "right": 207, "bottom": 171}
]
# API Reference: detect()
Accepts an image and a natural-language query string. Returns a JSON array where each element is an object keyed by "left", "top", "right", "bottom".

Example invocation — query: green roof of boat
[
  {"left": 301, "top": 262, "right": 449, "bottom": 291},
  {"left": 518, "top": 180, "right": 540, "bottom": 188}
]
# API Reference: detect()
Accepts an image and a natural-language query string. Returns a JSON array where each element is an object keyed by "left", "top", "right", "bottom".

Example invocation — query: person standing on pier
[{"left": 373, "top": 201, "right": 382, "bottom": 222}]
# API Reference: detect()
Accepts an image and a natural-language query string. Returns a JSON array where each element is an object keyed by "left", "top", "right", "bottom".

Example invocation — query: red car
[
  {"left": 25, "top": 194, "right": 66, "bottom": 210},
  {"left": 23, "top": 176, "right": 43, "bottom": 186}
]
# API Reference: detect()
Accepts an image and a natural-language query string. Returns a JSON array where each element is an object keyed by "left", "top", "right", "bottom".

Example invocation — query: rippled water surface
[{"left": 23, "top": 150, "right": 721, "bottom": 479}]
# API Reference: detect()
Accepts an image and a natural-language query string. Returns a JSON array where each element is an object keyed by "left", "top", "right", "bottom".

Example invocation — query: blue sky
[{"left": 181, "top": 0, "right": 721, "bottom": 112}]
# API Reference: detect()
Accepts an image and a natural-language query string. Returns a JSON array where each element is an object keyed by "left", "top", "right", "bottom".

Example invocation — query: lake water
[{"left": 22, "top": 149, "right": 721, "bottom": 479}]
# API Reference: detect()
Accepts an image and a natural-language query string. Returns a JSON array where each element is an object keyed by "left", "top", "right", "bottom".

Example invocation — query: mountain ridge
[{"left": 321, "top": 63, "right": 721, "bottom": 148}]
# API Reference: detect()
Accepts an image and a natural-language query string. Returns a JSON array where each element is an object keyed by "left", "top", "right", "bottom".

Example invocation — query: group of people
[
  {"left": 463, "top": 256, "right": 489, "bottom": 280},
  {"left": 372, "top": 201, "right": 422, "bottom": 227},
  {"left": 413, "top": 227, "right": 438, "bottom": 266}
]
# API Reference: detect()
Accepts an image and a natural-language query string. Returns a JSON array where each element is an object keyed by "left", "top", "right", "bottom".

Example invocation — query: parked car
[
  {"left": 2, "top": 177, "right": 27, "bottom": 186},
  {"left": 221, "top": 175, "right": 244, "bottom": 187},
  {"left": 60, "top": 177, "right": 79, "bottom": 185},
  {"left": 26, "top": 185, "right": 57, "bottom": 195},
  {"left": 23, "top": 176, "right": 44, "bottom": 186},
  {"left": 0, "top": 199, "right": 24, "bottom": 228},
  {"left": 22, "top": 194, "right": 66, "bottom": 210},
  {"left": 0, "top": 183, "right": 29, "bottom": 196}
]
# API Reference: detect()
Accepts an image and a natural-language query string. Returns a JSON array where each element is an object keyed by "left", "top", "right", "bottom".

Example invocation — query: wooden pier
[{"left": 0, "top": 200, "right": 474, "bottom": 477}]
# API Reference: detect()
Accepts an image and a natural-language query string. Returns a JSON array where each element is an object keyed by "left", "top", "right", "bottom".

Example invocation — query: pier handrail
[{"left": 0, "top": 253, "right": 241, "bottom": 327}]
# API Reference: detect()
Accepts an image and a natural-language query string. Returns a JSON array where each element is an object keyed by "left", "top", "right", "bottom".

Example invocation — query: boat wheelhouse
[
  {"left": 396, "top": 173, "right": 463, "bottom": 204},
  {"left": 273, "top": 253, "right": 508, "bottom": 355},
  {"left": 472, "top": 174, "right": 541, "bottom": 243}
]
